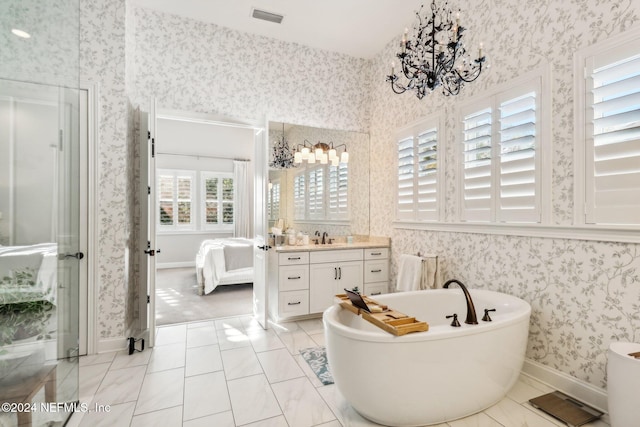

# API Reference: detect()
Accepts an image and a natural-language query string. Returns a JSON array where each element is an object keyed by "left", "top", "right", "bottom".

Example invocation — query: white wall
[{"left": 155, "top": 116, "right": 254, "bottom": 267}]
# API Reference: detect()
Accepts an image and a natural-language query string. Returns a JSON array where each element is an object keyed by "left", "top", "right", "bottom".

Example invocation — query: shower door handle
[{"left": 59, "top": 252, "right": 84, "bottom": 260}]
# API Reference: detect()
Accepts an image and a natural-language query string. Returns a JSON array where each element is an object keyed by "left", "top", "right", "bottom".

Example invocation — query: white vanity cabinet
[
  {"left": 268, "top": 251, "right": 310, "bottom": 320},
  {"left": 269, "top": 246, "right": 389, "bottom": 321},
  {"left": 363, "top": 247, "right": 389, "bottom": 296},
  {"left": 309, "top": 257, "right": 363, "bottom": 313}
]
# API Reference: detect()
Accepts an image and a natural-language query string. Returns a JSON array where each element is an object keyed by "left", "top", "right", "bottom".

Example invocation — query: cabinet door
[
  {"left": 309, "top": 263, "right": 339, "bottom": 314},
  {"left": 338, "top": 261, "right": 364, "bottom": 293}
]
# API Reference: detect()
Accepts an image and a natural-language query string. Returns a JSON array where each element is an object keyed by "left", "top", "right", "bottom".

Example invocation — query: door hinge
[
  {"left": 147, "top": 186, "right": 151, "bottom": 195},
  {"left": 147, "top": 295, "right": 150, "bottom": 303},
  {"left": 151, "top": 138, "right": 155, "bottom": 158},
  {"left": 147, "top": 130, "right": 151, "bottom": 140}
]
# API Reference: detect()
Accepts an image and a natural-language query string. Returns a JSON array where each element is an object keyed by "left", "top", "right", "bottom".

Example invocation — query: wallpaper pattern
[
  {"left": 367, "top": 0, "right": 640, "bottom": 389},
  {"left": 80, "top": 0, "right": 135, "bottom": 339},
  {"left": 132, "top": 8, "right": 371, "bottom": 133}
]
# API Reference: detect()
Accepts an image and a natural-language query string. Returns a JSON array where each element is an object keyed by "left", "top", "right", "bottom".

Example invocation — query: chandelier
[
  {"left": 269, "top": 123, "right": 296, "bottom": 169},
  {"left": 293, "top": 140, "right": 349, "bottom": 166},
  {"left": 386, "top": 0, "right": 486, "bottom": 98}
]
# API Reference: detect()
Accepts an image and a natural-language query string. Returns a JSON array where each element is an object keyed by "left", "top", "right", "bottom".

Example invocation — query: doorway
[{"left": 152, "top": 112, "right": 258, "bottom": 327}]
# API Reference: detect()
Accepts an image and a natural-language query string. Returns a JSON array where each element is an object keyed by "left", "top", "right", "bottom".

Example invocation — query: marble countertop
[{"left": 273, "top": 240, "right": 389, "bottom": 252}]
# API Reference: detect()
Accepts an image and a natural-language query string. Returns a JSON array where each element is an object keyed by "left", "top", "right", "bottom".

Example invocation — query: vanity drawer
[
  {"left": 364, "top": 282, "right": 388, "bottom": 296},
  {"left": 310, "top": 249, "right": 363, "bottom": 264},
  {"left": 364, "top": 247, "right": 389, "bottom": 260},
  {"left": 364, "top": 260, "right": 389, "bottom": 283},
  {"left": 279, "top": 252, "right": 309, "bottom": 265},
  {"left": 278, "top": 290, "right": 309, "bottom": 317},
  {"left": 279, "top": 265, "right": 309, "bottom": 291}
]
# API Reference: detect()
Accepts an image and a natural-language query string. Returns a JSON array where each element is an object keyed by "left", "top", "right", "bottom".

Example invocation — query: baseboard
[
  {"left": 522, "top": 359, "right": 609, "bottom": 415},
  {"left": 157, "top": 261, "right": 195, "bottom": 269},
  {"left": 97, "top": 336, "right": 129, "bottom": 353}
]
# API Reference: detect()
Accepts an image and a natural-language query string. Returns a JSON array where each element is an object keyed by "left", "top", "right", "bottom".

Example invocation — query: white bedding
[
  {"left": 195, "top": 238, "right": 254, "bottom": 295},
  {"left": 0, "top": 243, "right": 58, "bottom": 304}
]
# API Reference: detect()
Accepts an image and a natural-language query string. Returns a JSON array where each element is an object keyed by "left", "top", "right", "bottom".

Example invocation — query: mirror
[{"left": 268, "top": 122, "right": 369, "bottom": 239}]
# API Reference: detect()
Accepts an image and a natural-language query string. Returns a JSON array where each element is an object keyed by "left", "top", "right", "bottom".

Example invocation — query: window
[
  {"left": 157, "top": 170, "right": 196, "bottom": 229},
  {"left": 268, "top": 180, "right": 281, "bottom": 221},
  {"left": 328, "top": 163, "right": 348, "bottom": 219},
  {"left": 294, "top": 163, "right": 348, "bottom": 222},
  {"left": 396, "top": 116, "right": 443, "bottom": 222},
  {"left": 459, "top": 74, "right": 547, "bottom": 223},
  {"left": 576, "top": 32, "right": 640, "bottom": 226},
  {"left": 202, "top": 172, "right": 234, "bottom": 230}
]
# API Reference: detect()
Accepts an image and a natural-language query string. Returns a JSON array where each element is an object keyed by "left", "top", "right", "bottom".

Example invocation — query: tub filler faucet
[{"left": 443, "top": 279, "right": 478, "bottom": 325}]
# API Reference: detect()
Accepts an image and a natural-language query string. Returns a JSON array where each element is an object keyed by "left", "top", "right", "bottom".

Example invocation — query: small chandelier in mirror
[
  {"left": 269, "top": 123, "right": 296, "bottom": 169},
  {"left": 293, "top": 140, "right": 349, "bottom": 166},
  {"left": 386, "top": 0, "right": 486, "bottom": 99}
]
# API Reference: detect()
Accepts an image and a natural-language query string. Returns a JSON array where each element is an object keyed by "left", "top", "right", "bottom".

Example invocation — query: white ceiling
[{"left": 130, "top": 0, "right": 424, "bottom": 59}]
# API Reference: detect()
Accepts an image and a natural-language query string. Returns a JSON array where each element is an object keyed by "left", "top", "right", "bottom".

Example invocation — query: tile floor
[{"left": 66, "top": 315, "right": 610, "bottom": 427}]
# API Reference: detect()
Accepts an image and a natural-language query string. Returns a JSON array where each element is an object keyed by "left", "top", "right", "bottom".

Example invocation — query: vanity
[{"left": 267, "top": 239, "right": 390, "bottom": 322}]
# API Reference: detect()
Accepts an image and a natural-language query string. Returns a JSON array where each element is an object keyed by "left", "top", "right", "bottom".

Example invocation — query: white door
[
  {"left": 138, "top": 104, "right": 157, "bottom": 347},
  {"left": 253, "top": 123, "right": 269, "bottom": 328}
]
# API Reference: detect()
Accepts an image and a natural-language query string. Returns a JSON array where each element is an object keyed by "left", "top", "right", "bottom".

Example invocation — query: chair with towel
[{"left": 396, "top": 254, "right": 441, "bottom": 292}]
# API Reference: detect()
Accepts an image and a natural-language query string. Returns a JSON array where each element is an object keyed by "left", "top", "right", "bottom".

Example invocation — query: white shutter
[
  {"left": 586, "top": 52, "right": 640, "bottom": 225},
  {"left": 307, "top": 167, "right": 324, "bottom": 220},
  {"left": 461, "top": 107, "right": 493, "bottom": 222},
  {"left": 397, "top": 137, "right": 415, "bottom": 219},
  {"left": 416, "top": 128, "right": 438, "bottom": 220},
  {"left": 498, "top": 88, "right": 540, "bottom": 223},
  {"left": 293, "top": 173, "right": 305, "bottom": 220},
  {"left": 328, "top": 163, "right": 348, "bottom": 219}
]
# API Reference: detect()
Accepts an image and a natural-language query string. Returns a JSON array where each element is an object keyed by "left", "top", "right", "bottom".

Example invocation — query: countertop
[{"left": 273, "top": 240, "right": 389, "bottom": 252}]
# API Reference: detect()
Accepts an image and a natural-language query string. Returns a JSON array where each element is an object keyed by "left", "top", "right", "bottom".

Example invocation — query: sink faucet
[
  {"left": 443, "top": 279, "right": 478, "bottom": 325},
  {"left": 322, "top": 232, "right": 328, "bottom": 245},
  {"left": 314, "top": 230, "right": 321, "bottom": 244}
]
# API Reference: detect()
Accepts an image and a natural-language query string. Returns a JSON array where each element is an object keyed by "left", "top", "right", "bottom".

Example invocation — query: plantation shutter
[
  {"left": 159, "top": 174, "right": 174, "bottom": 225},
  {"left": 204, "top": 176, "right": 219, "bottom": 225},
  {"left": 293, "top": 173, "right": 305, "bottom": 220},
  {"left": 397, "top": 137, "right": 415, "bottom": 220},
  {"left": 308, "top": 167, "right": 324, "bottom": 220},
  {"left": 497, "top": 86, "right": 540, "bottom": 222},
  {"left": 328, "top": 163, "right": 348, "bottom": 219},
  {"left": 461, "top": 106, "right": 493, "bottom": 222},
  {"left": 269, "top": 182, "right": 280, "bottom": 220},
  {"left": 586, "top": 49, "right": 640, "bottom": 225},
  {"left": 416, "top": 127, "right": 438, "bottom": 220}
]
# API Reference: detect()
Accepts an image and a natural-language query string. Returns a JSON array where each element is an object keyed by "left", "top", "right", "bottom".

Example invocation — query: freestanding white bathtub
[{"left": 323, "top": 288, "right": 531, "bottom": 426}]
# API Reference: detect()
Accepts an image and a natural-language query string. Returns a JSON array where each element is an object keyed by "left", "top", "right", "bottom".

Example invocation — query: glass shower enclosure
[{"left": 1, "top": 0, "right": 81, "bottom": 425}]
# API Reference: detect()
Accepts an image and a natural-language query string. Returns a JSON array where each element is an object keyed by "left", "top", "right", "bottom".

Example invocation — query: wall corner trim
[{"left": 522, "top": 359, "right": 609, "bottom": 417}]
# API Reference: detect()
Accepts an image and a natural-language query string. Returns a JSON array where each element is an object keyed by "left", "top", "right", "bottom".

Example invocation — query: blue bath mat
[{"left": 300, "top": 346, "right": 334, "bottom": 385}]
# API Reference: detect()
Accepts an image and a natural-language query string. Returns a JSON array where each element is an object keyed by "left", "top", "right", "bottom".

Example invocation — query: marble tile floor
[{"left": 66, "top": 315, "right": 611, "bottom": 427}]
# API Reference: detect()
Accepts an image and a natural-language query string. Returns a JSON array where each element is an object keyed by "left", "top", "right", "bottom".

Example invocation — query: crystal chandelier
[
  {"left": 269, "top": 123, "right": 296, "bottom": 169},
  {"left": 293, "top": 140, "right": 349, "bottom": 166},
  {"left": 386, "top": 0, "right": 486, "bottom": 99}
]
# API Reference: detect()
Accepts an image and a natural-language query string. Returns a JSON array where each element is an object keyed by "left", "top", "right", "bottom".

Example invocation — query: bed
[
  {"left": 0, "top": 243, "right": 58, "bottom": 305},
  {"left": 195, "top": 238, "right": 254, "bottom": 295}
]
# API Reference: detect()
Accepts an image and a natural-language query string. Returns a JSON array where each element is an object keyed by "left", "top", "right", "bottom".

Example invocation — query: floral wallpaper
[
  {"left": 80, "top": 0, "right": 136, "bottom": 339},
  {"left": 368, "top": 0, "right": 640, "bottom": 390},
  {"left": 131, "top": 7, "right": 371, "bottom": 133}
]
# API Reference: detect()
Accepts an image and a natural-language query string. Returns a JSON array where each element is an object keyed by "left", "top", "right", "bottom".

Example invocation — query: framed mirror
[{"left": 268, "top": 122, "right": 369, "bottom": 240}]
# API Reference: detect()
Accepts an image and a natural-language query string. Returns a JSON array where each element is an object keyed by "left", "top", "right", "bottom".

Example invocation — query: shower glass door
[
  {"left": 0, "top": 79, "right": 81, "bottom": 426},
  {"left": 1, "top": 0, "right": 81, "bottom": 424}
]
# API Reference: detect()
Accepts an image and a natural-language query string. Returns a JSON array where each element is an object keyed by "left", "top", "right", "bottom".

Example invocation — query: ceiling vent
[{"left": 251, "top": 8, "right": 284, "bottom": 24}]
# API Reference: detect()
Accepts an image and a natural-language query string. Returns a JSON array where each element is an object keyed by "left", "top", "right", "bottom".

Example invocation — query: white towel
[
  {"left": 397, "top": 254, "right": 423, "bottom": 292},
  {"left": 421, "top": 256, "right": 442, "bottom": 289}
]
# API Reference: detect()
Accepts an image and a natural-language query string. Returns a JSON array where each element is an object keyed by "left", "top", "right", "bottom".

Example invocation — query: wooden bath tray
[{"left": 335, "top": 293, "right": 429, "bottom": 336}]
